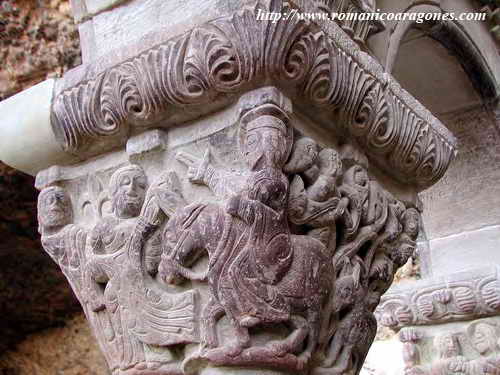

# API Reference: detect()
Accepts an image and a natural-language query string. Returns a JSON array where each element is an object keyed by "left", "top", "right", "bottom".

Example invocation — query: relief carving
[
  {"left": 39, "top": 87, "right": 422, "bottom": 375},
  {"left": 52, "top": 1, "right": 456, "bottom": 189},
  {"left": 377, "top": 267, "right": 500, "bottom": 328},
  {"left": 401, "top": 318, "right": 500, "bottom": 375}
]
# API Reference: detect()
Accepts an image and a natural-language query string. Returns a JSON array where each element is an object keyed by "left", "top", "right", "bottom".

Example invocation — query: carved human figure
[
  {"left": 315, "top": 292, "right": 377, "bottom": 375},
  {"left": 159, "top": 100, "right": 332, "bottom": 371},
  {"left": 86, "top": 165, "right": 149, "bottom": 372},
  {"left": 38, "top": 187, "right": 122, "bottom": 370},
  {"left": 469, "top": 322, "right": 499, "bottom": 356},
  {"left": 176, "top": 104, "right": 292, "bottom": 198},
  {"left": 38, "top": 186, "right": 87, "bottom": 301},
  {"left": 404, "top": 334, "right": 467, "bottom": 375},
  {"left": 431, "top": 334, "right": 468, "bottom": 375},
  {"left": 400, "top": 329, "right": 423, "bottom": 371},
  {"left": 333, "top": 165, "right": 390, "bottom": 286},
  {"left": 287, "top": 141, "right": 349, "bottom": 256},
  {"left": 391, "top": 208, "right": 419, "bottom": 268}
]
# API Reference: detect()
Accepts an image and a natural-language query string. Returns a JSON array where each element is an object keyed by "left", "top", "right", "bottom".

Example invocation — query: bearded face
[
  {"left": 111, "top": 170, "right": 147, "bottom": 219},
  {"left": 244, "top": 123, "right": 288, "bottom": 170},
  {"left": 404, "top": 209, "right": 420, "bottom": 239},
  {"left": 472, "top": 324, "right": 496, "bottom": 355},
  {"left": 38, "top": 187, "right": 72, "bottom": 231},
  {"left": 438, "top": 334, "right": 460, "bottom": 359}
]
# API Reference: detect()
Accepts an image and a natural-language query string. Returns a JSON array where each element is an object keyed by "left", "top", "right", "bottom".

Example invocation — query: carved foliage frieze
[
  {"left": 377, "top": 267, "right": 500, "bottom": 329},
  {"left": 52, "top": 1, "right": 456, "bottom": 189},
  {"left": 41, "top": 87, "right": 420, "bottom": 374}
]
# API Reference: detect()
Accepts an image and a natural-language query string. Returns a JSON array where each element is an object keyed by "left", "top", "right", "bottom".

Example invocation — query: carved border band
[
  {"left": 376, "top": 266, "right": 500, "bottom": 328},
  {"left": 52, "top": 0, "right": 457, "bottom": 189}
]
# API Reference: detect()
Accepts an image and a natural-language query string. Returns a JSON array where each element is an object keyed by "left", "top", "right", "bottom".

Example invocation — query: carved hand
[
  {"left": 448, "top": 357, "right": 468, "bottom": 374},
  {"left": 176, "top": 149, "right": 211, "bottom": 185}
]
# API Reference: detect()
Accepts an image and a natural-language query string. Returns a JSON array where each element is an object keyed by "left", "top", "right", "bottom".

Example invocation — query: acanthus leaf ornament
[{"left": 51, "top": 1, "right": 456, "bottom": 190}]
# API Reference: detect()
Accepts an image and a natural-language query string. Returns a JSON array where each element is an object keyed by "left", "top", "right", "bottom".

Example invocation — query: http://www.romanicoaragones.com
[{"left": 255, "top": 8, "right": 488, "bottom": 24}]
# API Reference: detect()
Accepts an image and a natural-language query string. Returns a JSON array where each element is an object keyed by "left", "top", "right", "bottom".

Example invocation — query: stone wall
[
  {"left": 364, "top": 104, "right": 500, "bottom": 375},
  {"left": 0, "top": 0, "right": 80, "bottom": 100},
  {"left": 0, "top": 1, "right": 107, "bottom": 373},
  {"left": 0, "top": 315, "right": 108, "bottom": 375}
]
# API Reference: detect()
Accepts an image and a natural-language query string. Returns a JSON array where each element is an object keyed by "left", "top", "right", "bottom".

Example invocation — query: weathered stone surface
[
  {"left": 0, "top": 1, "right": 462, "bottom": 374},
  {"left": 420, "top": 107, "right": 500, "bottom": 241},
  {"left": 0, "top": 0, "right": 81, "bottom": 101},
  {"left": 377, "top": 266, "right": 500, "bottom": 328},
  {"left": 428, "top": 226, "right": 500, "bottom": 278},
  {"left": 36, "top": 86, "right": 424, "bottom": 375},
  {"left": 48, "top": 1, "right": 456, "bottom": 189},
  {"left": 399, "top": 317, "right": 500, "bottom": 375}
]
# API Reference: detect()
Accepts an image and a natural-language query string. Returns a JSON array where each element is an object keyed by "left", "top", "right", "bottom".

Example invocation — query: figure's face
[
  {"left": 112, "top": 170, "right": 147, "bottom": 218},
  {"left": 245, "top": 126, "right": 286, "bottom": 170},
  {"left": 473, "top": 325, "right": 493, "bottom": 354},
  {"left": 441, "top": 335, "right": 459, "bottom": 358},
  {"left": 354, "top": 168, "right": 369, "bottom": 187},
  {"left": 39, "top": 187, "right": 72, "bottom": 229},
  {"left": 404, "top": 209, "right": 419, "bottom": 238}
]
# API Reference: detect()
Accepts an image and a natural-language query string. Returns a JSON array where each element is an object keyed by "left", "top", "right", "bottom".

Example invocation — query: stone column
[
  {"left": 0, "top": 1, "right": 457, "bottom": 374},
  {"left": 377, "top": 105, "right": 500, "bottom": 375}
]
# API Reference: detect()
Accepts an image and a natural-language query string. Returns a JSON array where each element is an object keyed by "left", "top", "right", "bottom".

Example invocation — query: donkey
[{"left": 157, "top": 201, "right": 333, "bottom": 365}]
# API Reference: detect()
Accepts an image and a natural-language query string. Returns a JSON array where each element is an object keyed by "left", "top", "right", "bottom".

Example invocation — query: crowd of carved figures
[
  {"left": 401, "top": 318, "right": 500, "bottom": 375},
  {"left": 38, "top": 91, "right": 420, "bottom": 374}
]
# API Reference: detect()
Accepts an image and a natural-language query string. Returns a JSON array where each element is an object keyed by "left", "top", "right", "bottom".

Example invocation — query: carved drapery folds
[
  {"left": 51, "top": 0, "right": 456, "bottom": 190},
  {"left": 38, "top": 87, "right": 425, "bottom": 375}
]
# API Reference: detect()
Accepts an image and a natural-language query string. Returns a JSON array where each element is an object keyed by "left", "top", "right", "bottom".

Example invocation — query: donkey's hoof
[
  {"left": 267, "top": 341, "right": 288, "bottom": 357},
  {"left": 224, "top": 343, "right": 246, "bottom": 357}
]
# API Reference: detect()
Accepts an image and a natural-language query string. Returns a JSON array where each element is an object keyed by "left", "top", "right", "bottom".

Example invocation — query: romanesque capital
[
  {"left": 36, "top": 85, "right": 431, "bottom": 374},
  {"left": 2, "top": 0, "right": 460, "bottom": 374}
]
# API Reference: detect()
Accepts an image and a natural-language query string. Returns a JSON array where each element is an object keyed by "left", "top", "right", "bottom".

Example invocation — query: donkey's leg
[
  {"left": 216, "top": 287, "right": 251, "bottom": 357},
  {"left": 313, "top": 345, "right": 353, "bottom": 375},
  {"left": 327, "top": 345, "right": 353, "bottom": 374},
  {"left": 322, "top": 328, "right": 345, "bottom": 367},
  {"left": 267, "top": 315, "right": 309, "bottom": 357},
  {"left": 200, "top": 296, "right": 224, "bottom": 350},
  {"left": 299, "top": 303, "right": 321, "bottom": 365}
]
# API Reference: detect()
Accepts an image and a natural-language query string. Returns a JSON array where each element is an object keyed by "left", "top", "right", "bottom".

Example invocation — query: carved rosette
[{"left": 37, "top": 85, "right": 429, "bottom": 375}]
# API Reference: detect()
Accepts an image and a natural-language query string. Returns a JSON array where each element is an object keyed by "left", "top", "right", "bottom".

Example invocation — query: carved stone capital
[{"left": 36, "top": 85, "right": 430, "bottom": 375}]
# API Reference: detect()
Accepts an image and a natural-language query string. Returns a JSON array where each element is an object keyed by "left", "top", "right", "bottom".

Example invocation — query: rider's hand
[{"left": 176, "top": 149, "right": 211, "bottom": 184}]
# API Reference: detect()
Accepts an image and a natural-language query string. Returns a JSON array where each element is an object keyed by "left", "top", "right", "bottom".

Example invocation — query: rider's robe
[{"left": 210, "top": 170, "right": 294, "bottom": 325}]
